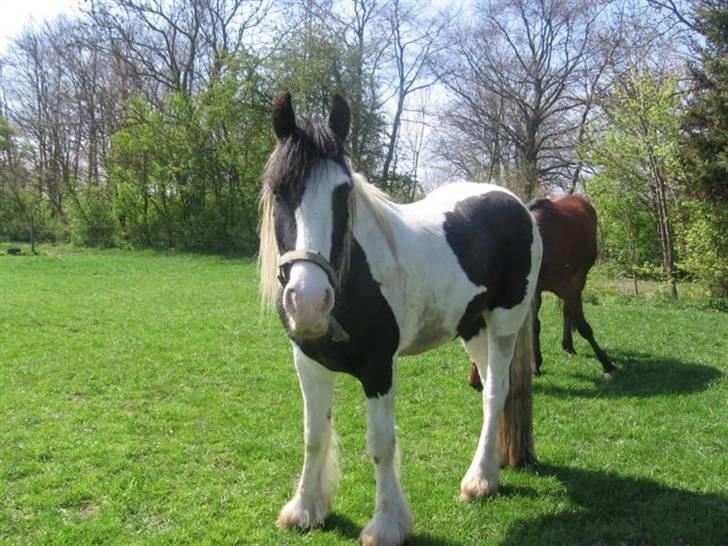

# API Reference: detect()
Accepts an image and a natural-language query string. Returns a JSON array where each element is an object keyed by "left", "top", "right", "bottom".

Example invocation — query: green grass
[{"left": 1, "top": 246, "right": 726, "bottom": 545}]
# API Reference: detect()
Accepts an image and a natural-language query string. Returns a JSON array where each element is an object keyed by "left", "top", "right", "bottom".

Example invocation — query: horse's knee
[
  {"left": 482, "top": 374, "right": 510, "bottom": 414},
  {"left": 367, "top": 428, "right": 395, "bottom": 462},
  {"left": 367, "top": 415, "right": 395, "bottom": 461},
  {"left": 305, "top": 428, "right": 331, "bottom": 455}
]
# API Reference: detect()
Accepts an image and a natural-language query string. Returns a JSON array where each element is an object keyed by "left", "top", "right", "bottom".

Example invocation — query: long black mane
[{"left": 262, "top": 118, "right": 350, "bottom": 206}]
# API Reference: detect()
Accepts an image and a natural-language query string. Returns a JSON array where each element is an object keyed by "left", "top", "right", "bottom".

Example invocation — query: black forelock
[{"left": 263, "top": 118, "right": 350, "bottom": 206}]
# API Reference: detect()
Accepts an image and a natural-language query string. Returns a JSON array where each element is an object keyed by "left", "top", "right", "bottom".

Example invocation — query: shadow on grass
[
  {"left": 504, "top": 463, "right": 728, "bottom": 546},
  {"left": 534, "top": 349, "right": 723, "bottom": 398},
  {"left": 323, "top": 513, "right": 465, "bottom": 546}
]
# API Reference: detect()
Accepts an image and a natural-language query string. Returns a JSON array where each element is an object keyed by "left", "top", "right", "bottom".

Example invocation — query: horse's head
[{"left": 259, "top": 93, "right": 352, "bottom": 340}]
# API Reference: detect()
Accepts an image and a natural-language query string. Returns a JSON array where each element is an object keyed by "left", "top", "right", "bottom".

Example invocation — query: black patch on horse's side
[
  {"left": 281, "top": 238, "right": 400, "bottom": 399},
  {"left": 458, "top": 292, "right": 488, "bottom": 341},
  {"left": 444, "top": 192, "right": 533, "bottom": 338}
]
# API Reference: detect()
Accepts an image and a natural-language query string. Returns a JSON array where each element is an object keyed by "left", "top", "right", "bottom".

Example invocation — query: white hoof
[
  {"left": 459, "top": 471, "right": 498, "bottom": 501},
  {"left": 359, "top": 509, "right": 412, "bottom": 546},
  {"left": 277, "top": 494, "right": 329, "bottom": 529}
]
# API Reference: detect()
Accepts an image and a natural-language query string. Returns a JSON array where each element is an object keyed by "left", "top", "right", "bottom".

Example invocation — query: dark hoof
[
  {"left": 601, "top": 361, "right": 617, "bottom": 374},
  {"left": 563, "top": 346, "right": 577, "bottom": 355}
]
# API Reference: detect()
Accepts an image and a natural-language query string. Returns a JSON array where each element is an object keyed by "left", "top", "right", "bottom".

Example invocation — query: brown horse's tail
[{"left": 497, "top": 305, "right": 536, "bottom": 467}]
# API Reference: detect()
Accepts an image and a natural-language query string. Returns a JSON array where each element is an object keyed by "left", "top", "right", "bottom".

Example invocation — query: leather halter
[
  {"left": 277, "top": 250, "right": 350, "bottom": 343},
  {"left": 277, "top": 250, "right": 337, "bottom": 288}
]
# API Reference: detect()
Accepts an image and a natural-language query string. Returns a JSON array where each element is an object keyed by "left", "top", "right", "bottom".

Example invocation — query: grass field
[{"left": 1, "top": 246, "right": 727, "bottom": 545}]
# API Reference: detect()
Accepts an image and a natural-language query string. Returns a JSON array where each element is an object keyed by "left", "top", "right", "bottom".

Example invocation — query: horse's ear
[
  {"left": 329, "top": 94, "right": 350, "bottom": 142},
  {"left": 272, "top": 92, "right": 296, "bottom": 140}
]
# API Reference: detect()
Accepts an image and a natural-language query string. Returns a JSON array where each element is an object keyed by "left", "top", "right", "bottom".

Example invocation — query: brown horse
[{"left": 469, "top": 195, "right": 614, "bottom": 389}]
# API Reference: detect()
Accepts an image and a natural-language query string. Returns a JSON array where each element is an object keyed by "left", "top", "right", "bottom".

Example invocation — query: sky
[{"left": 0, "top": 0, "right": 80, "bottom": 51}]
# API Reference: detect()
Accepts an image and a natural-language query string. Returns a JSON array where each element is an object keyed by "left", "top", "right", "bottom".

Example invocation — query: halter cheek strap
[{"left": 277, "top": 250, "right": 350, "bottom": 343}]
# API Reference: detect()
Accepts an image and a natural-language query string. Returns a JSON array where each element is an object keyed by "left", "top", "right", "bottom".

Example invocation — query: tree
[
  {"left": 588, "top": 170, "right": 659, "bottom": 295},
  {"left": 87, "top": 0, "right": 269, "bottom": 101},
  {"left": 585, "top": 69, "right": 684, "bottom": 299},
  {"left": 0, "top": 116, "right": 44, "bottom": 252},
  {"left": 378, "top": 0, "right": 447, "bottom": 192},
  {"left": 679, "top": 0, "right": 728, "bottom": 294},
  {"left": 438, "top": 0, "right": 613, "bottom": 199},
  {"left": 110, "top": 53, "right": 270, "bottom": 252},
  {"left": 682, "top": 1, "right": 728, "bottom": 203},
  {"left": 274, "top": 0, "right": 446, "bottom": 194}
]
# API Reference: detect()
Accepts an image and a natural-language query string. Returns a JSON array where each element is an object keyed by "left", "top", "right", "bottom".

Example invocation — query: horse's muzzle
[
  {"left": 283, "top": 284, "right": 334, "bottom": 340},
  {"left": 289, "top": 321, "right": 330, "bottom": 340}
]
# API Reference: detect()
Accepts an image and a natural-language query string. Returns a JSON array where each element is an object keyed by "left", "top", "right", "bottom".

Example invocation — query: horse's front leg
[
  {"left": 360, "top": 382, "right": 412, "bottom": 546},
  {"left": 278, "top": 347, "right": 338, "bottom": 529},
  {"left": 460, "top": 330, "right": 517, "bottom": 500}
]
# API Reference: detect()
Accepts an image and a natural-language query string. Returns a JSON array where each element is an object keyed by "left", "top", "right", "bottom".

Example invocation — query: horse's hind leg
[
  {"left": 278, "top": 348, "right": 338, "bottom": 529},
  {"left": 533, "top": 292, "right": 544, "bottom": 374},
  {"left": 561, "top": 302, "right": 576, "bottom": 355},
  {"left": 568, "top": 293, "right": 616, "bottom": 373},
  {"left": 460, "top": 327, "right": 516, "bottom": 500},
  {"left": 360, "top": 377, "right": 412, "bottom": 546},
  {"left": 464, "top": 329, "right": 488, "bottom": 391}
]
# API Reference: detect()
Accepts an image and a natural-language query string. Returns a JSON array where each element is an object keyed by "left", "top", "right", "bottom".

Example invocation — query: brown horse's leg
[
  {"left": 468, "top": 361, "right": 483, "bottom": 391},
  {"left": 568, "top": 293, "right": 616, "bottom": 373},
  {"left": 561, "top": 304, "right": 576, "bottom": 355},
  {"left": 532, "top": 292, "right": 543, "bottom": 375}
]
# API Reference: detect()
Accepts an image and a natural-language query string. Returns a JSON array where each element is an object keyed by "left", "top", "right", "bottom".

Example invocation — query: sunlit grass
[{"left": 1, "top": 247, "right": 726, "bottom": 545}]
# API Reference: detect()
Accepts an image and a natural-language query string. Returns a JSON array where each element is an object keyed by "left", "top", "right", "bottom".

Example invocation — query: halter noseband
[
  {"left": 277, "top": 250, "right": 337, "bottom": 288},
  {"left": 277, "top": 250, "right": 350, "bottom": 343}
]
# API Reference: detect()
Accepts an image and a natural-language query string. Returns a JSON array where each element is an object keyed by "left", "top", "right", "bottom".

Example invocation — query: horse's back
[
  {"left": 415, "top": 181, "right": 510, "bottom": 209},
  {"left": 532, "top": 195, "right": 598, "bottom": 292},
  {"left": 395, "top": 182, "right": 540, "bottom": 345},
  {"left": 415, "top": 184, "right": 537, "bottom": 295},
  {"left": 554, "top": 195, "right": 598, "bottom": 265}
]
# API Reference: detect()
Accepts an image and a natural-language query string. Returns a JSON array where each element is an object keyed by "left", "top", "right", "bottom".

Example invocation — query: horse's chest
[{"left": 292, "top": 238, "right": 402, "bottom": 396}]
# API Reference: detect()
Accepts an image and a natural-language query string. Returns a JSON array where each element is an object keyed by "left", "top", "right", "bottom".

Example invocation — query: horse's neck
[{"left": 350, "top": 186, "right": 403, "bottom": 273}]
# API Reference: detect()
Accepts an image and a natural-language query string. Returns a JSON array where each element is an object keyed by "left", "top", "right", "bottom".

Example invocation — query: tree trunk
[
  {"left": 653, "top": 177, "right": 678, "bottom": 300},
  {"left": 30, "top": 213, "right": 36, "bottom": 255},
  {"left": 626, "top": 220, "right": 639, "bottom": 296},
  {"left": 381, "top": 91, "right": 405, "bottom": 191}
]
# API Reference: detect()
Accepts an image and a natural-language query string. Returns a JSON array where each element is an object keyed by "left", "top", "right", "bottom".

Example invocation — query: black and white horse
[{"left": 258, "top": 94, "right": 543, "bottom": 546}]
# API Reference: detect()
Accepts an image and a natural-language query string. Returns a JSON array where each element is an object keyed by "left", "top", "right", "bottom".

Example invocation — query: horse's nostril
[
  {"left": 322, "top": 287, "right": 334, "bottom": 312},
  {"left": 284, "top": 287, "right": 297, "bottom": 312}
]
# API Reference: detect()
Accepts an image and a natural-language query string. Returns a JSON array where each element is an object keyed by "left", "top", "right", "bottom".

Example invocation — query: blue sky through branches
[{"left": 0, "top": 0, "right": 79, "bottom": 50}]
